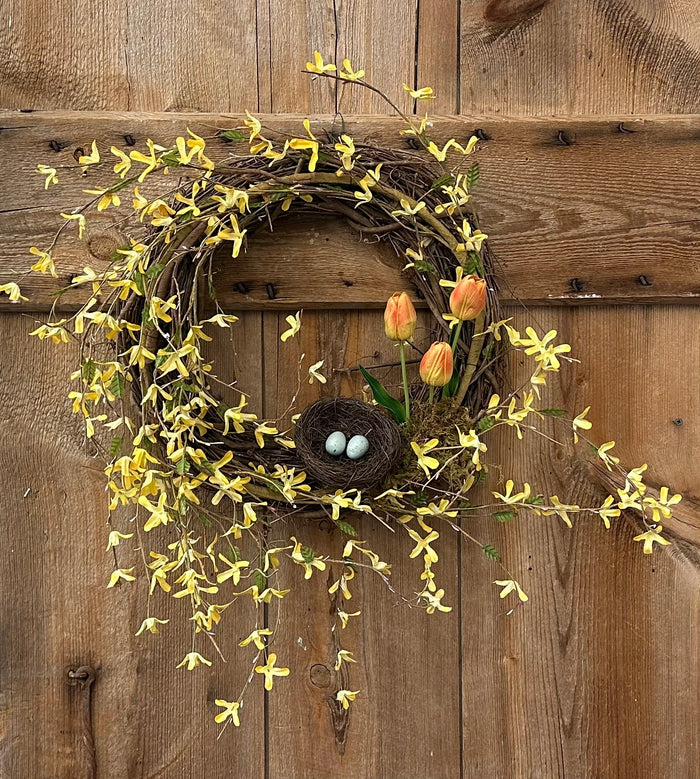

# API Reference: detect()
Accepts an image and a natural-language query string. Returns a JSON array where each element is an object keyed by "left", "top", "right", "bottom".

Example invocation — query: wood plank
[
  {"left": 0, "top": 314, "right": 266, "bottom": 777},
  {"left": 0, "top": 0, "right": 259, "bottom": 112},
  {"left": 460, "top": 304, "right": 700, "bottom": 778},
  {"left": 3, "top": 112, "right": 700, "bottom": 310},
  {"left": 261, "top": 308, "right": 460, "bottom": 778},
  {"left": 460, "top": 0, "right": 700, "bottom": 115}
]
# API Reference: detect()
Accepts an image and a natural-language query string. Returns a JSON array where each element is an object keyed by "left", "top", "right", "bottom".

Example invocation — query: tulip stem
[
  {"left": 428, "top": 386, "right": 435, "bottom": 404},
  {"left": 399, "top": 340, "right": 410, "bottom": 420},
  {"left": 450, "top": 321, "right": 464, "bottom": 355}
]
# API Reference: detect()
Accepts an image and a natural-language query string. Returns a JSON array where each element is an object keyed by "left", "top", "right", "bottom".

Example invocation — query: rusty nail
[
  {"left": 557, "top": 130, "right": 572, "bottom": 146},
  {"left": 49, "top": 139, "right": 65, "bottom": 152},
  {"left": 123, "top": 134, "right": 136, "bottom": 146},
  {"left": 637, "top": 275, "right": 652, "bottom": 286},
  {"left": 617, "top": 122, "right": 635, "bottom": 134},
  {"left": 474, "top": 128, "right": 490, "bottom": 141},
  {"left": 265, "top": 283, "right": 277, "bottom": 300},
  {"left": 234, "top": 282, "right": 249, "bottom": 295},
  {"left": 672, "top": 418, "right": 683, "bottom": 426},
  {"left": 73, "top": 147, "right": 85, "bottom": 163},
  {"left": 569, "top": 278, "right": 584, "bottom": 292}
]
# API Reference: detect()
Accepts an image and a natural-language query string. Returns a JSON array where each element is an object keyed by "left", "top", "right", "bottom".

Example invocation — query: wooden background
[{"left": 1, "top": 1, "right": 699, "bottom": 777}]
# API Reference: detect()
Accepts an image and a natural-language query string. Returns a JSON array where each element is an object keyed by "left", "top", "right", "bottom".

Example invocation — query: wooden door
[{"left": 1, "top": 2, "right": 698, "bottom": 778}]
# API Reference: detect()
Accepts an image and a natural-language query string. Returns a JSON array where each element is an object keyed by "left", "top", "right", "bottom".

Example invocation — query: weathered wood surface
[
  {"left": 1, "top": 1, "right": 699, "bottom": 778},
  {"left": 4, "top": 112, "right": 700, "bottom": 309}
]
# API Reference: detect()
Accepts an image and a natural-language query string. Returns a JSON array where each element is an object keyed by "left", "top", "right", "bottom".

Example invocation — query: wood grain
[
  {"left": 4, "top": 112, "right": 700, "bottom": 310},
  {"left": 460, "top": 0, "right": 700, "bottom": 115}
]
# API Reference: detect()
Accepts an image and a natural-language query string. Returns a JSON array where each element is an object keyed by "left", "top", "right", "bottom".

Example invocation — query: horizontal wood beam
[{"left": 2, "top": 111, "right": 700, "bottom": 311}]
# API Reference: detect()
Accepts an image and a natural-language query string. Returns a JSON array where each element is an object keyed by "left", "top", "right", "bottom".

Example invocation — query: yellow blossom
[
  {"left": 633, "top": 525, "right": 671, "bottom": 554},
  {"left": 336, "top": 689, "right": 360, "bottom": 709},
  {"left": 214, "top": 699, "right": 241, "bottom": 726},
  {"left": 598, "top": 496, "right": 621, "bottom": 529},
  {"left": 36, "top": 163, "right": 59, "bottom": 188},
  {"left": 305, "top": 51, "right": 336, "bottom": 74},
  {"left": 280, "top": 311, "right": 302, "bottom": 342},
  {"left": 420, "top": 588, "right": 452, "bottom": 613},
  {"left": 392, "top": 198, "right": 426, "bottom": 217},
  {"left": 255, "top": 653, "right": 290, "bottom": 690},
  {"left": 290, "top": 536, "right": 327, "bottom": 579},
  {"left": 338, "top": 58, "right": 365, "bottom": 81},
  {"left": 176, "top": 651, "right": 212, "bottom": 670},
  {"left": 597, "top": 441, "right": 620, "bottom": 471},
  {"left": 216, "top": 553, "right": 249, "bottom": 585},
  {"left": 308, "top": 359, "right": 326, "bottom": 384},
  {"left": 402, "top": 84, "right": 435, "bottom": 100},
  {"left": 411, "top": 439, "right": 440, "bottom": 477},
  {"left": 135, "top": 617, "right": 169, "bottom": 635},
  {"left": 494, "top": 579, "right": 528, "bottom": 602},
  {"left": 572, "top": 406, "right": 592, "bottom": 443},
  {"left": 60, "top": 212, "right": 87, "bottom": 239},
  {"left": 78, "top": 140, "right": 100, "bottom": 167},
  {"left": 335, "top": 650, "right": 357, "bottom": 670},
  {"left": 107, "top": 567, "right": 136, "bottom": 588},
  {"left": 254, "top": 422, "right": 278, "bottom": 448},
  {"left": 493, "top": 479, "right": 531, "bottom": 505},
  {"left": 29, "top": 247, "right": 57, "bottom": 278},
  {"left": 106, "top": 530, "right": 133, "bottom": 550},
  {"left": 337, "top": 609, "right": 361, "bottom": 628},
  {"left": 130, "top": 138, "right": 164, "bottom": 181},
  {"left": 110, "top": 146, "right": 132, "bottom": 178},
  {"left": 239, "top": 628, "right": 273, "bottom": 650}
]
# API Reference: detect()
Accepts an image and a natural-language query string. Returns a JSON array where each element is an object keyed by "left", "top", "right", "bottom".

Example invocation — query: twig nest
[{"left": 295, "top": 398, "right": 402, "bottom": 490}]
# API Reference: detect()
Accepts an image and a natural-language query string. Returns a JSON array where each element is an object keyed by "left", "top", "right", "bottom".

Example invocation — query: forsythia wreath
[{"left": 9, "top": 53, "right": 681, "bottom": 732}]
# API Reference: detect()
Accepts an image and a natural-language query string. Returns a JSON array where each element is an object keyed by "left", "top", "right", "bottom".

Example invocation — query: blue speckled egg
[
  {"left": 346, "top": 434, "right": 370, "bottom": 460},
  {"left": 325, "top": 431, "right": 347, "bottom": 456}
]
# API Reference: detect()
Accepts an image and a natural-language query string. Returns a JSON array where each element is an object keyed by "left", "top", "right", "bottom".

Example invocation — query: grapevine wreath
[{"left": 16, "top": 54, "right": 681, "bottom": 732}]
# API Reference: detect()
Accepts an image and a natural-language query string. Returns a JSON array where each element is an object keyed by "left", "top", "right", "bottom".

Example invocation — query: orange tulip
[
  {"left": 384, "top": 291, "right": 417, "bottom": 341},
  {"left": 449, "top": 275, "right": 486, "bottom": 321},
  {"left": 419, "top": 342, "right": 453, "bottom": 387}
]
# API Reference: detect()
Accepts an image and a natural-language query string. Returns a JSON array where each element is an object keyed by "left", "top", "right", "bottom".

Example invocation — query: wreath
[{"left": 16, "top": 53, "right": 681, "bottom": 733}]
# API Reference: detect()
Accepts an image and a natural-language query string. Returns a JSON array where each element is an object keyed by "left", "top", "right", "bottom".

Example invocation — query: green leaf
[
  {"left": 218, "top": 129, "right": 246, "bottom": 142},
  {"left": 175, "top": 456, "right": 189, "bottom": 476},
  {"left": 442, "top": 369, "right": 460, "bottom": 398},
  {"left": 301, "top": 546, "right": 316, "bottom": 564},
  {"left": 254, "top": 569, "right": 267, "bottom": 590},
  {"left": 463, "top": 251, "right": 484, "bottom": 276},
  {"left": 476, "top": 415, "right": 495, "bottom": 432},
  {"left": 223, "top": 545, "right": 241, "bottom": 563},
  {"left": 472, "top": 468, "right": 488, "bottom": 485},
  {"left": 81, "top": 358, "right": 97, "bottom": 384},
  {"left": 334, "top": 519, "right": 357, "bottom": 537},
  {"left": 110, "top": 373, "right": 126, "bottom": 399},
  {"left": 493, "top": 509, "right": 517, "bottom": 523},
  {"left": 540, "top": 408, "right": 565, "bottom": 417},
  {"left": 430, "top": 173, "right": 454, "bottom": 191},
  {"left": 145, "top": 262, "right": 165, "bottom": 279},
  {"left": 413, "top": 259, "right": 437, "bottom": 274},
  {"left": 358, "top": 365, "right": 407, "bottom": 423},
  {"left": 108, "top": 436, "right": 123, "bottom": 458},
  {"left": 482, "top": 544, "right": 500, "bottom": 561},
  {"left": 524, "top": 494, "right": 544, "bottom": 506},
  {"left": 160, "top": 150, "right": 183, "bottom": 167},
  {"left": 465, "top": 162, "right": 480, "bottom": 189}
]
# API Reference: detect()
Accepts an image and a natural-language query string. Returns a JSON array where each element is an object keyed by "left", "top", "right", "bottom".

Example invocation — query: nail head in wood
[
  {"left": 265, "top": 283, "right": 277, "bottom": 300},
  {"left": 233, "top": 282, "right": 249, "bottom": 295},
  {"left": 123, "top": 134, "right": 136, "bottom": 147},
  {"left": 557, "top": 130, "right": 572, "bottom": 146},
  {"left": 637, "top": 275, "right": 652, "bottom": 286},
  {"left": 474, "top": 128, "right": 490, "bottom": 141},
  {"left": 569, "top": 278, "right": 584, "bottom": 292}
]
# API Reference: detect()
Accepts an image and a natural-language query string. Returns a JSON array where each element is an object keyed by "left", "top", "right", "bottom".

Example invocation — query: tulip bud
[
  {"left": 449, "top": 274, "right": 486, "bottom": 321},
  {"left": 384, "top": 291, "right": 417, "bottom": 341},
  {"left": 419, "top": 342, "right": 453, "bottom": 386}
]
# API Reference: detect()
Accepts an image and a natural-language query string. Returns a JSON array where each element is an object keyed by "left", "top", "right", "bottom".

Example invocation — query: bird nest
[{"left": 294, "top": 398, "right": 402, "bottom": 490}]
